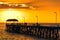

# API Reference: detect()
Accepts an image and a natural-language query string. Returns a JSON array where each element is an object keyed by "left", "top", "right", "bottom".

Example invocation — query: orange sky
[
  {"left": 0, "top": 0, "right": 34, "bottom": 3},
  {"left": 0, "top": 9, "right": 59, "bottom": 23},
  {"left": 0, "top": 0, "right": 60, "bottom": 23}
]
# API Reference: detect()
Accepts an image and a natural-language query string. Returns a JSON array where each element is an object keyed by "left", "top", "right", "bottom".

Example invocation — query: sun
[{"left": 1, "top": 9, "right": 23, "bottom": 22}]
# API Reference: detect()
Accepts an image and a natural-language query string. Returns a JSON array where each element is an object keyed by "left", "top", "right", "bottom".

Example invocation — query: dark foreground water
[
  {"left": 0, "top": 29, "right": 60, "bottom": 40},
  {"left": 0, "top": 30, "right": 49, "bottom": 40}
]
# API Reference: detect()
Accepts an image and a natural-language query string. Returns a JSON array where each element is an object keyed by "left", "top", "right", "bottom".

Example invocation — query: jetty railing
[{"left": 6, "top": 23, "right": 60, "bottom": 40}]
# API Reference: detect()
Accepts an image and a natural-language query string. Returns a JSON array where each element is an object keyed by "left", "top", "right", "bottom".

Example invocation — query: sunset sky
[{"left": 0, "top": 0, "right": 60, "bottom": 23}]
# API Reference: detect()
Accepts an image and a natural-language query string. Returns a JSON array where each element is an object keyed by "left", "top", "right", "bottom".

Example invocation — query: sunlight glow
[
  {"left": 1, "top": 9, "right": 23, "bottom": 22},
  {"left": 21, "top": 4, "right": 27, "bottom": 7},
  {"left": 0, "top": 2, "right": 3, "bottom": 4}
]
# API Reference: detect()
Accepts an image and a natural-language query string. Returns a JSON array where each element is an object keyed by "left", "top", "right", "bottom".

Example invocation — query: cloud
[
  {"left": 31, "top": 0, "right": 60, "bottom": 9},
  {"left": 0, "top": 0, "right": 60, "bottom": 10}
]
